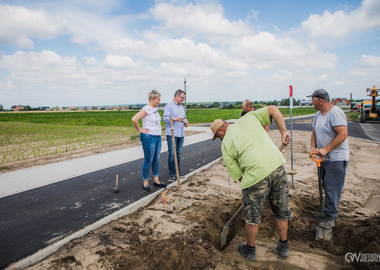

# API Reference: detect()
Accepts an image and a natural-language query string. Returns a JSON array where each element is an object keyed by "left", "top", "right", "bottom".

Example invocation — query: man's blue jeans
[
  {"left": 140, "top": 133, "right": 161, "bottom": 180},
  {"left": 321, "top": 160, "right": 348, "bottom": 219},
  {"left": 166, "top": 136, "right": 184, "bottom": 176}
]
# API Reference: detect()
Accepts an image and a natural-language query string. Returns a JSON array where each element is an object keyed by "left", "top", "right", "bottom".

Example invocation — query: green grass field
[
  {"left": 0, "top": 107, "right": 317, "bottom": 167},
  {"left": 0, "top": 107, "right": 316, "bottom": 126}
]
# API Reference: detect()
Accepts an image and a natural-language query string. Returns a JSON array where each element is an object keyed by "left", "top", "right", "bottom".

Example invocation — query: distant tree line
[
  {"left": 186, "top": 98, "right": 299, "bottom": 109},
  {"left": 4, "top": 98, "right": 301, "bottom": 112}
]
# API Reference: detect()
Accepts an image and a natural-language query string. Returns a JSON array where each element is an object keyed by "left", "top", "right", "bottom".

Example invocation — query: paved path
[
  {"left": 359, "top": 121, "right": 380, "bottom": 142},
  {"left": 281, "top": 116, "right": 375, "bottom": 142},
  {"left": 0, "top": 127, "right": 214, "bottom": 199},
  {"left": 1, "top": 118, "right": 379, "bottom": 269},
  {"left": 284, "top": 116, "right": 379, "bottom": 142}
]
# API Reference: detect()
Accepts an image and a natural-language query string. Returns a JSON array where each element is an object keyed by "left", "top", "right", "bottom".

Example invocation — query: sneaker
[
  {"left": 318, "top": 215, "right": 336, "bottom": 229},
  {"left": 312, "top": 212, "right": 325, "bottom": 221},
  {"left": 179, "top": 172, "right": 185, "bottom": 178},
  {"left": 238, "top": 244, "right": 256, "bottom": 262},
  {"left": 168, "top": 175, "right": 176, "bottom": 182},
  {"left": 277, "top": 240, "right": 289, "bottom": 257}
]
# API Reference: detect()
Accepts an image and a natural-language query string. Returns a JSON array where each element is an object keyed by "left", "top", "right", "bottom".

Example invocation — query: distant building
[
  {"left": 11, "top": 105, "right": 25, "bottom": 111},
  {"left": 299, "top": 100, "right": 313, "bottom": 107}
]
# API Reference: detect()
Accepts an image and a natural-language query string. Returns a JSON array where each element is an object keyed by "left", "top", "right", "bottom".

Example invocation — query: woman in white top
[{"left": 132, "top": 90, "right": 167, "bottom": 191}]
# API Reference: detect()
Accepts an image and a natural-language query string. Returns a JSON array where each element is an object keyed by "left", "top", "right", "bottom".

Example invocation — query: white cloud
[
  {"left": 269, "top": 70, "right": 293, "bottom": 82},
  {"left": 148, "top": 38, "right": 222, "bottom": 64},
  {"left": 358, "top": 54, "right": 380, "bottom": 66},
  {"left": 333, "top": 81, "right": 346, "bottom": 86},
  {"left": 102, "top": 54, "right": 135, "bottom": 69},
  {"left": 0, "top": 50, "right": 85, "bottom": 87},
  {"left": 229, "top": 32, "right": 338, "bottom": 70},
  {"left": 301, "top": 0, "right": 380, "bottom": 39},
  {"left": 84, "top": 57, "right": 97, "bottom": 66},
  {"left": 64, "top": 10, "right": 125, "bottom": 46},
  {"left": 104, "top": 38, "right": 148, "bottom": 54},
  {"left": 149, "top": 2, "right": 252, "bottom": 40},
  {"left": 63, "top": 0, "right": 121, "bottom": 13},
  {"left": 0, "top": 5, "right": 66, "bottom": 49},
  {"left": 348, "top": 55, "right": 380, "bottom": 77}
]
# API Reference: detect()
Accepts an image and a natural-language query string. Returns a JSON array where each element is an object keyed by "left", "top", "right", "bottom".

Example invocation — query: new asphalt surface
[{"left": 1, "top": 117, "right": 379, "bottom": 269}]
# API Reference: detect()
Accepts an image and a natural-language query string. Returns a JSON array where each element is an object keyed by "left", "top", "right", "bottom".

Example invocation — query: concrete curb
[{"left": 6, "top": 157, "right": 223, "bottom": 270}]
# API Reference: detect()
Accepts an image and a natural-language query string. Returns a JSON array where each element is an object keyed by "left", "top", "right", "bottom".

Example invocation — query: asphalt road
[
  {"left": 280, "top": 116, "right": 375, "bottom": 142},
  {"left": 358, "top": 121, "right": 380, "bottom": 142},
  {"left": 280, "top": 116, "right": 379, "bottom": 142},
  {"left": 1, "top": 118, "right": 379, "bottom": 269}
]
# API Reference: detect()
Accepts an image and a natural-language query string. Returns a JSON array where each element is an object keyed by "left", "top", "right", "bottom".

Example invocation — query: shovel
[
  {"left": 113, "top": 174, "right": 119, "bottom": 193},
  {"left": 220, "top": 142, "right": 287, "bottom": 250},
  {"left": 220, "top": 204, "right": 244, "bottom": 250},
  {"left": 170, "top": 116, "right": 190, "bottom": 210},
  {"left": 311, "top": 152, "right": 333, "bottom": 244}
]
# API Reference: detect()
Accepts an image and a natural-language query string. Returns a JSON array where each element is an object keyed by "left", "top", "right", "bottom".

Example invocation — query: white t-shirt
[
  {"left": 142, "top": 105, "right": 162, "bottom": 136},
  {"left": 312, "top": 106, "right": 350, "bottom": 161}
]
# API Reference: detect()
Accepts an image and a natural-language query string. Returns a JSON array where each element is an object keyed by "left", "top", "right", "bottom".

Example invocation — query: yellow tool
[{"left": 311, "top": 152, "right": 333, "bottom": 244}]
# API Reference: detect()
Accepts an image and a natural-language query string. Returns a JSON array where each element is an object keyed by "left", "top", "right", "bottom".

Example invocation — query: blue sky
[{"left": 0, "top": 0, "right": 379, "bottom": 109}]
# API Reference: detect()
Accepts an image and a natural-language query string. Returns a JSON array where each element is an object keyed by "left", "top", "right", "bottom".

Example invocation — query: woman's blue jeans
[{"left": 140, "top": 133, "right": 161, "bottom": 180}]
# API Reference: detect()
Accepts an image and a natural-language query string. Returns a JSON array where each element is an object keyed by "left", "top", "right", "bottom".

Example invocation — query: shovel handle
[
  {"left": 279, "top": 143, "right": 286, "bottom": 152},
  {"left": 227, "top": 204, "right": 244, "bottom": 225},
  {"left": 311, "top": 152, "right": 324, "bottom": 167},
  {"left": 170, "top": 116, "right": 182, "bottom": 195}
]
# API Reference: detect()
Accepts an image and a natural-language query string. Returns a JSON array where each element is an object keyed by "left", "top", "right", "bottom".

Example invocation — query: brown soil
[{"left": 23, "top": 131, "right": 380, "bottom": 270}]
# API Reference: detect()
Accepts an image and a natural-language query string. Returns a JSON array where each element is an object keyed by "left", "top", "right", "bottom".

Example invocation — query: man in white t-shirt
[{"left": 308, "top": 89, "right": 349, "bottom": 228}]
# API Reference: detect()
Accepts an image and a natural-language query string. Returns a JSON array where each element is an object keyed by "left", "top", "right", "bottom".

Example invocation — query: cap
[
  {"left": 210, "top": 119, "right": 224, "bottom": 141},
  {"left": 307, "top": 89, "right": 330, "bottom": 100}
]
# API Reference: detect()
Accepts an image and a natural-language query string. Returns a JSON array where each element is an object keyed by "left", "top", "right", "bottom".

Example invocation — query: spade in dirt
[
  {"left": 170, "top": 116, "right": 190, "bottom": 210},
  {"left": 220, "top": 204, "right": 243, "bottom": 250},
  {"left": 311, "top": 152, "right": 333, "bottom": 244}
]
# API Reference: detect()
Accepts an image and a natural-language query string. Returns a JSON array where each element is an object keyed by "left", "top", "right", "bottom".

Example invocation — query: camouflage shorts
[{"left": 242, "top": 165, "right": 292, "bottom": 225}]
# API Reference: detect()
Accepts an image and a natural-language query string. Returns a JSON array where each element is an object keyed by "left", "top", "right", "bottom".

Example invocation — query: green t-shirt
[{"left": 221, "top": 107, "right": 286, "bottom": 189}]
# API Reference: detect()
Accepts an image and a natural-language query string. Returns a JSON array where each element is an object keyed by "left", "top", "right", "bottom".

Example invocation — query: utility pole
[{"left": 184, "top": 78, "right": 187, "bottom": 113}]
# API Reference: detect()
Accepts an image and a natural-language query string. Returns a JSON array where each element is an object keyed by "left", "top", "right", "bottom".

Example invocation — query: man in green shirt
[{"left": 210, "top": 106, "right": 292, "bottom": 262}]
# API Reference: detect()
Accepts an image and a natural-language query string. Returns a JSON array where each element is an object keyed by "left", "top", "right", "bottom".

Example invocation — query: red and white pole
[{"left": 289, "top": 85, "right": 295, "bottom": 189}]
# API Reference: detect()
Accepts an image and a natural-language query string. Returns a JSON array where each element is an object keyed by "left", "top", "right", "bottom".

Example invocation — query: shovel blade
[
  {"left": 174, "top": 197, "right": 190, "bottom": 210},
  {"left": 220, "top": 224, "right": 229, "bottom": 250},
  {"left": 315, "top": 225, "right": 333, "bottom": 244}
]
